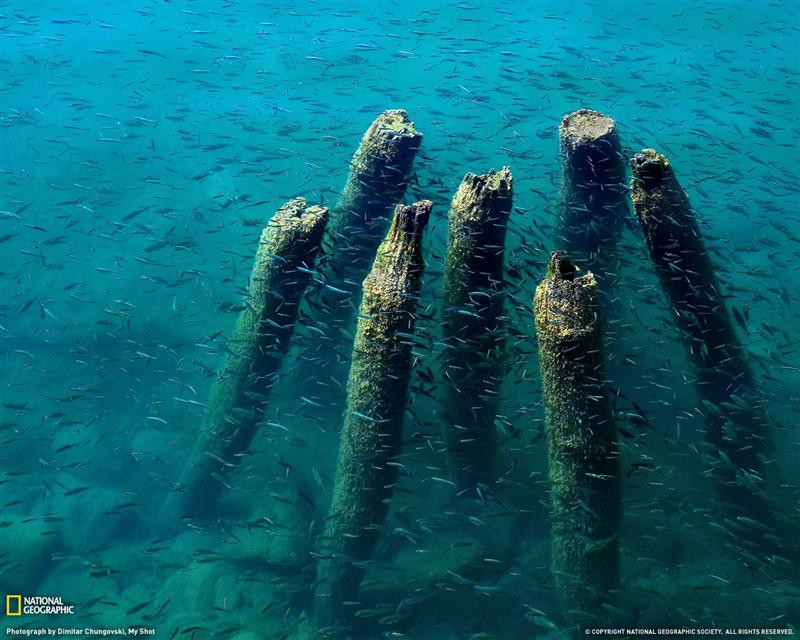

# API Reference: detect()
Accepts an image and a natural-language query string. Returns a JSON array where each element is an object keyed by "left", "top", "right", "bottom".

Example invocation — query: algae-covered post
[
  {"left": 441, "top": 168, "right": 513, "bottom": 490},
  {"left": 629, "top": 149, "right": 773, "bottom": 527},
  {"left": 557, "top": 109, "right": 628, "bottom": 296},
  {"left": 322, "top": 109, "right": 422, "bottom": 317},
  {"left": 172, "top": 198, "right": 328, "bottom": 519},
  {"left": 314, "top": 200, "right": 432, "bottom": 632},
  {"left": 533, "top": 250, "right": 621, "bottom": 623}
]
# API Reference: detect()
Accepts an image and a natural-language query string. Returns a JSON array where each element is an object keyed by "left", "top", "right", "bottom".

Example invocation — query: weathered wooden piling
[
  {"left": 314, "top": 200, "right": 432, "bottom": 632},
  {"left": 557, "top": 109, "right": 628, "bottom": 295},
  {"left": 173, "top": 198, "right": 328, "bottom": 518},
  {"left": 322, "top": 109, "right": 422, "bottom": 318},
  {"left": 533, "top": 250, "right": 621, "bottom": 622},
  {"left": 629, "top": 148, "right": 773, "bottom": 527},
  {"left": 441, "top": 168, "right": 513, "bottom": 489}
]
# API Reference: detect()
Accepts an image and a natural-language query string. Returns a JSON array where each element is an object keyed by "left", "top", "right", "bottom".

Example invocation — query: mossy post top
[
  {"left": 268, "top": 197, "right": 329, "bottom": 237},
  {"left": 353, "top": 109, "right": 422, "bottom": 170},
  {"left": 383, "top": 199, "right": 432, "bottom": 247},
  {"left": 629, "top": 148, "right": 677, "bottom": 195},
  {"left": 367, "top": 108, "right": 420, "bottom": 139},
  {"left": 449, "top": 167, "right": 513, "bottom": 225},
  {"left": 545, "top": 249, "right": 578, "bottom": 281},
  {"left": 628, "top": 148, "right": 692, "bottom": 230},
  {"left": 534, "top": 250, "right": 599, "bottom": 341},
  {"left": 559, "top": 108, "right": 618, "bottom": 152}
]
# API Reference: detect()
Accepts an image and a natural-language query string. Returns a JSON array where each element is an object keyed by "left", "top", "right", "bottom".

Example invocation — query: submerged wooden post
[
  {"left": 322, "top": 109, "right": 422, "bottom": 315},
  {"left": 557, "top": 109, "right": 628, "bottom": 296},
  {"left": 173, "top": 198, "right": 328, "bottom": 518},
  {"left": 441, "top": 168, "right": 513, "bottom": 490},
  {"left": 301, "top": 110, "right": 423, "bottom": 404},
  {"left": 629, "top": 149, "right": 774, "bottom": 528},
  {"left": 314, "top": 200, "right": 432, "bottom": 632},
  {"left": 533, "top": 250, "right": 621, "bottom": 623}
]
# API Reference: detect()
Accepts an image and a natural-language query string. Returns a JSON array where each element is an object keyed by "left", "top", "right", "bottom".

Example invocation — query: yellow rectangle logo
[{"left": 6, "top": 594, "right": 22, "bottom": 616}]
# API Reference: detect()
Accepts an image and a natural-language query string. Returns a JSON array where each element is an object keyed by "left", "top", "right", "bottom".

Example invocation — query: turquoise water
[{"left": 1, "top": 1, "right": 799, "bottom": 638}]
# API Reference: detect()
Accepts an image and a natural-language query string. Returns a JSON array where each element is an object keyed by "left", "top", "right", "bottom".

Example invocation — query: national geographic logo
[
  {"left": 6, "top": 596, "right": 20, "bottom": 617},
  {"left": 5, "top": 595, "right": 74, "bottom": 616}
]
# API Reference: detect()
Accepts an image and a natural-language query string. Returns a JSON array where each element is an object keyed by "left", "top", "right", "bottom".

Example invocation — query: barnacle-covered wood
[
  {"left": 630, "top": 148, "right": 773, "bottom": 530},
  {"left": 558, "top": 109, "right": 628, "bottom": 294},
  {"left": 533, "top": 250, "right": 620, "bottom": 622},
  {"left": 314, "top": 200, "right": 432, "bottom": 631},
  {"left": 441, "top": 168, "right": 513, "bottom": 488},
  {"left": 174, "top": 198, "right": 329, "bottom": 518},
  {"left": 323, "top": 109, "right": 422, "bottom": 308}
]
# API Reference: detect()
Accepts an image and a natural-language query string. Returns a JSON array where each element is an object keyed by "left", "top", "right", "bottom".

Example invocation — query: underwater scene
[{"left": 1, "top": 1, "right": 799, "bottom": 639}]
